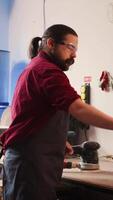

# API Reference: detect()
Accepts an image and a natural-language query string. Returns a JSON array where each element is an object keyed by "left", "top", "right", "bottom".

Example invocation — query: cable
[
  {"left": 107, "top": 2, "right": 113, "bottom": 23},
  {"left": 43, "top": 0, "right": 46, "bottom": 31},
  {"left": 84, "top": 127, "right": 88, "bottom": 141}
]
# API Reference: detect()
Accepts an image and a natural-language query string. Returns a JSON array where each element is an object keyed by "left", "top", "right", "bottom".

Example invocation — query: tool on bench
[{"left": 72, "top": 141, "right": 100, "bottom": 170}]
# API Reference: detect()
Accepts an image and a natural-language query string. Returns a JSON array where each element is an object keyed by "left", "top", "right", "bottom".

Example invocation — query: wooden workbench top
[{"left": 62, "top": 159, "right": 113, "bottom": 190}]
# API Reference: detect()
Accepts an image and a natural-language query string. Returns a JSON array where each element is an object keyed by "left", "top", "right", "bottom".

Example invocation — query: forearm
[{"left": 69, "top": 98, "right": 113, "bottom": 130}]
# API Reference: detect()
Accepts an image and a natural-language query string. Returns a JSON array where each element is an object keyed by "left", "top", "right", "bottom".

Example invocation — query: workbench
[{"left": 57, "top": 158, "right": 113, "bottom": 200}]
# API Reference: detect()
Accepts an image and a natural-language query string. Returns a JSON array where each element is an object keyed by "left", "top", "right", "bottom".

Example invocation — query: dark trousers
[{"left": 3, "top": 148, "right": 58, "bottom": 200}]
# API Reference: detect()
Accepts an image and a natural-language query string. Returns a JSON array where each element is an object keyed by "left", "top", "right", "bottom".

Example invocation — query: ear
[{"left": 46, "top": 38, "right": 55, "bottom": 48}]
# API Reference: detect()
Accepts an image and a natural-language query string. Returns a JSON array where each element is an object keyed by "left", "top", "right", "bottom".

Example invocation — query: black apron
[{"left": 3, "top": 111, "right": 69, "bottom": 200}]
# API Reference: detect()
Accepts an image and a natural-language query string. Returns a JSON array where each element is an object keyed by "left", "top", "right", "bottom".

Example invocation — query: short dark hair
[
  {"left": 28, "top": 24, "right": 78, "bottom": 58},
  {"left": 42, "top": 24, "right": 78, "bottom": 43}
]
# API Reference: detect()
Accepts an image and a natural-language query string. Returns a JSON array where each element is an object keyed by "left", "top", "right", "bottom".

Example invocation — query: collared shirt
[{"left": 0, "top": 51, "right": 80, "bottom": 150}]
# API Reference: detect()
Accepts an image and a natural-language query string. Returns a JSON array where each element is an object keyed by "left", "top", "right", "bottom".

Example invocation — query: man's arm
[{"left": 69, "top": 98, "right": 113, "bottom": 130}]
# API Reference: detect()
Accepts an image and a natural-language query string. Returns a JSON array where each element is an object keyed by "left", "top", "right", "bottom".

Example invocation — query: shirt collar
[{"left": 38, "top": 51, "right": 53, "bottom": 62}]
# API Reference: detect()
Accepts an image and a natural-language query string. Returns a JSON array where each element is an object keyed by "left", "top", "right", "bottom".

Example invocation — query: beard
[{"left": 49, "top": 51, "right": 74, "bottom": 71}]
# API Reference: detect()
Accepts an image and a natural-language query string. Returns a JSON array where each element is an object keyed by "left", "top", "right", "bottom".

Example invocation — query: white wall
[
  {"left": 8, "top": 0, "right": 44, "bottom": 101},
  {"left": 9, "top": 0, "right": 113, "bottom": 155},
  {"left": 9, "top": 0, "right": 44, "bottom": 62},
  {"left": 0, "top": 0, "right": 11, "bottom": 50}
]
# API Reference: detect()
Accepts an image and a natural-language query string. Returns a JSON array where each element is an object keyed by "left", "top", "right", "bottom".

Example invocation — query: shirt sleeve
[{"left": 39, "top": 68, "right": 81, "bottom": 111}]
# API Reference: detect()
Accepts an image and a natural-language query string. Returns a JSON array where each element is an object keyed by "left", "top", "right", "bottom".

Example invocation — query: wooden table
[
  {"left": 57, "top": 158, "right": 113, "bottom": 200},
  {"left": 62, "top": 159, "right": 113, "bottom": 190}
]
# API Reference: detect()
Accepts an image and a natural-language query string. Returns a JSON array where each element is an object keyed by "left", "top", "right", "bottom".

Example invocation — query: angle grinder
[{"left": 72, "top": 141, "right": 100, "bottom": 170}]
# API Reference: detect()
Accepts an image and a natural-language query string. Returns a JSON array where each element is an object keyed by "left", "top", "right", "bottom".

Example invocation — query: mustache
[
  {"left": 62, "top": 58, "right": 75, "bottom": 71},
  {"left": 48, "top": 52, "right": 75, "bottom": 71},
  {"left": 65, "top": 58, "right": 74, "bottom": 66}
]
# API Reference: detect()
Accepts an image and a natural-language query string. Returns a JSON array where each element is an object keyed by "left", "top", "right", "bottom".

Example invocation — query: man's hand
[{"left": 65, "top": 141, "right": 74, "bottom": 155}]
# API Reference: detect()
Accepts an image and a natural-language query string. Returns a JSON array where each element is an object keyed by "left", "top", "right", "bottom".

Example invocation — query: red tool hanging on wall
[{"left": 99, "top": 71, "right": 110, "bottom": 91}]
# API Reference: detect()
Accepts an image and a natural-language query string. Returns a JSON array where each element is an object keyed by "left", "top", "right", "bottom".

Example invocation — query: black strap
[{"left": 0, "top": 148, "right": 3, "bottom": 159}]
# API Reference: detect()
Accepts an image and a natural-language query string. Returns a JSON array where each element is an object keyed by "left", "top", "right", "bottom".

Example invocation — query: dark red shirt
[{"left": 0, "top": 51, "right": 80, "bottom": 149}]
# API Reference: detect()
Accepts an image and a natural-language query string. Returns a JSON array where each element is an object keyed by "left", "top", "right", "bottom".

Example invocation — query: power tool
[{"left": 72, "top": 141, "right": 100, "bottom": 170}]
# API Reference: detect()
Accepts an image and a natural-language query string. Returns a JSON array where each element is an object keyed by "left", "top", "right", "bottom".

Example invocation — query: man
[
  {"left": 28, "top": 36, "right": 74, "bottom": 156},
  {"left": 1, "top": 24, "right": 113, "bottom": 200}
]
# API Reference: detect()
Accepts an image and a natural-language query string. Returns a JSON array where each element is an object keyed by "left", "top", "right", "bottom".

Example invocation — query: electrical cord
[
  {"left": 99, "top": 154, "right": 113, "bottom": 162},
  {"left": 84, "top": 127, "right": 88, "bottom": 141},
  {"left": 43, "top": 0, "right": 46, "bottom": 31}
]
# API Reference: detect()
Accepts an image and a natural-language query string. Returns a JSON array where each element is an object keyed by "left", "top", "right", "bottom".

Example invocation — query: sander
[{"left": 72, "top": 141, "right": 100, "bottom": 170}]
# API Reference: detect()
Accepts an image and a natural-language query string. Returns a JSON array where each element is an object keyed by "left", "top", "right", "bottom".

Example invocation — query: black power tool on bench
[{"left": 72, "top": 141, "right": 100, "bottom": 170}]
